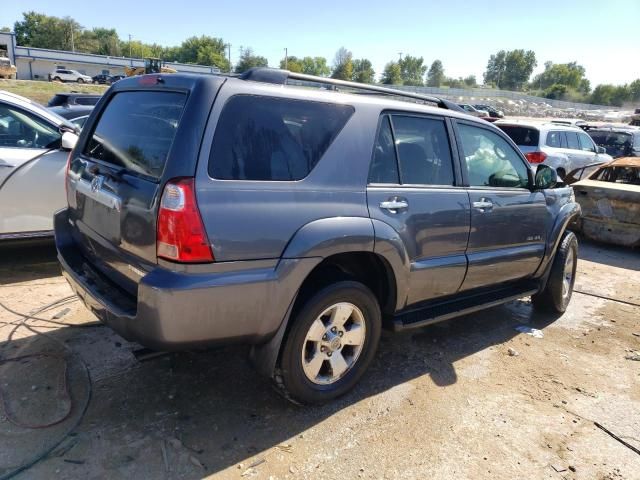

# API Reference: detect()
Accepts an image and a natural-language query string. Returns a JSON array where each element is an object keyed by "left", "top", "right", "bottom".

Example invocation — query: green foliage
[
  {"left": 532, "top": 61, "right": 590, "bottom": 93},
  {"left": 543, "top": 83, "right": 569, "bottom": 100},
  {"left": 234, "top": 47, "right": 268, "bottom": 73},
  {"left": 1, "top": 27, "right": 12, "bottom": 33},
  {"left": 381, "top": 62, "right": 402, "bottom": 85},
  {"left": 629, "top": 79, "right": 640, "bottom": 102},
  {"left": 426, "top": 60, "right": 444, "bottom": 87},
  {"left": 352, "top": 58, "right": 375, "bottom": 83},
  {"left": 331, "top": 47, "right": 353, "bottom": 80},
  {"left": 484, "top": 49, "right": 536, "bottom": 90},
  {"left": 280, "top": 56, "right": 330, "bottom": 76},
  {"left": 398, "top": 55, "right": 426, "bottom": 86},
  {"left": 463, "top": 75, "right": 477, "bottom": 87},
  {"left": 14, "top": 12, "right": 81, "bottom": 51},
  {"left": 589, "top": 84, "right": 630, "bottom": 106}
]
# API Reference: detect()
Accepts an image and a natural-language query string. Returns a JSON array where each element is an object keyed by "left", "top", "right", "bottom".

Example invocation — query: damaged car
[{"left": 571, "top": 157, "right": 640, "bottom": 247}]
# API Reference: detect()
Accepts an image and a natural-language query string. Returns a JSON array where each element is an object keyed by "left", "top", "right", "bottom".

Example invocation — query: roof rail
[{"left": 239, "top": 67, "right": 464, "bottom": 112}]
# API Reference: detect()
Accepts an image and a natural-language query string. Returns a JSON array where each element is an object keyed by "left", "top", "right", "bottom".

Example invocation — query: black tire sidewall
[
  {"left": 549, "top": 231, "right": 578, "bottom": 312},
  {"left": 280, "top": 281, "right": 381, "bottom": 404}
]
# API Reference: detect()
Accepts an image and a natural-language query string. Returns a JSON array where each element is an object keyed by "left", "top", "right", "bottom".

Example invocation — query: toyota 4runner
[{"left": 55, "top": 69, "right": 580, "bottom": 404}]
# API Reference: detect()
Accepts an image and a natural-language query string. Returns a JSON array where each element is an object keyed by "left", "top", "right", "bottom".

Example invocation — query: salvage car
[
  {"left": 571, "top": 157, "right": 640, "bottom": 247},
  {"left": 473, "top": 104, "right": 504, "bottom": 119},
  {"left": 47, "top": 92, "right": 102, "bottom": 107},
  {"left": 55, "top": 69, "right": 580, "bottom": 404},
  {"left": 497, "top": 121, "right": 611, "bottom": 178},
  {"left": 0, "top": 91, "right": 79, "bottom": 240},
  {"left": 586, "top": 127, "right": 640, "bottom": 158}
]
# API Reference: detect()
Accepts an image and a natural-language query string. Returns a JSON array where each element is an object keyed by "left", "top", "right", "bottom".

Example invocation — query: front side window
[
  {"left": 458, "top": 123, "right": 529, "bottom": 188},
  {"left": 391, "top": 115, "right": 454, "bottom": 185},
  {"left": 210, "top": 96, "right": 354, "bottom": 181},
  {"left": 0, "top": 103, "right": 60, "bottom": 149},
  {"left": 578, "top": 132, "right": 595, "bottom": 152}
]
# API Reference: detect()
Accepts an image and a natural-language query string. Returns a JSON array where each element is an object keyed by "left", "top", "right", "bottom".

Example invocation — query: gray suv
[{"left": 55, "top": 69, "right": 581, "bottom": 404}]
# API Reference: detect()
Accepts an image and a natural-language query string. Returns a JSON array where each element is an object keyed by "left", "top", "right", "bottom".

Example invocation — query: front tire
[
  {"left": 277, "top": 281, "right": 381, "bottom": 404},
  {"left": 532, "top": 231, "right": 578, "bottom": 313}
]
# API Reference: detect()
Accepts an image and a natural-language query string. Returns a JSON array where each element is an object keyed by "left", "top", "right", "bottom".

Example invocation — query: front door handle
[
  {"left": 472, "top": 199, "right": 493, "bottom": 211},
  {"left": 379, "top": 199, "right": 408, "bottom": 213}
]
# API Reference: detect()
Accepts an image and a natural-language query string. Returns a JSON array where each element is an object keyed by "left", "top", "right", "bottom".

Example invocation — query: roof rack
[{"left": 238, "top": 68, "right": 464, "bottom": 112}]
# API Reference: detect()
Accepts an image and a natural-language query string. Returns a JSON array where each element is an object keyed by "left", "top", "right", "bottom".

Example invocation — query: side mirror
[
  {"left": 534, "top": 164, "right": 557, "bottom": 190},
  {"left": 596, "top": 146, "right": 606, "bottom": 154},
  {"left": 61, "top": 131, "right": 79, "bottom": 151}
]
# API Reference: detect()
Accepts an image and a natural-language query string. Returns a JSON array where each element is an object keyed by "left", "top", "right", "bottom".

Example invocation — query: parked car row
[
  {"left": 48, "top": 68, "right": 126, "bottom": 85},
  {"left": 92, "top": 74, "right": 126, "bottom": 85}
]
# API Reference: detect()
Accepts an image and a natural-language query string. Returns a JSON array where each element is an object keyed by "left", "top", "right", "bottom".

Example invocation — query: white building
[{"left": 0, "top": 32, "right": 221, "bottom": 80}]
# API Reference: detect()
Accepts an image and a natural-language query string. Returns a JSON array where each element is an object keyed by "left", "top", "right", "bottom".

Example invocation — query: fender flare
[
  {"left": 534, "top": 201, "right": 581, "bottom": 285},
  {"left": 251, "top": 216, "right": 410, "bottom": 378}
]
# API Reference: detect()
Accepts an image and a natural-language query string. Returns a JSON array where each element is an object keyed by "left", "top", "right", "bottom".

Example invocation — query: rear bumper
[{"left": 54, "top": 209, "right": 318, "bottom": 350}]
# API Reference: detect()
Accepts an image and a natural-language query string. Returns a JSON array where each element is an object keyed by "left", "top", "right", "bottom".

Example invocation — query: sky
[{"left": 4, "top": 0, "right": 640, "bottom": 86}]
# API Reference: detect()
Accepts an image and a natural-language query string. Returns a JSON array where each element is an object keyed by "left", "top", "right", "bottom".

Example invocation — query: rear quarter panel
[{"left": 195, "top": 82, "right": 380, "bottom": 262}]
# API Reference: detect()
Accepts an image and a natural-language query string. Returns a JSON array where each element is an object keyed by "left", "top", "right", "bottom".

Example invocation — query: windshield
[
  {"left": 593, "top": 165, "right": 640, "bottom": 185},
  {"left": 589, "top": 131, "right": 633, "bottom": 157}
]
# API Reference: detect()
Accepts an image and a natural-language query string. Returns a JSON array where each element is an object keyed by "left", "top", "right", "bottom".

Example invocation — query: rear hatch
[
  {"left": 496, "top": 124, "right": 540, "bottom": 154},
  {"left": 65, "top": 75, "right": 224, "bottom": 297}
]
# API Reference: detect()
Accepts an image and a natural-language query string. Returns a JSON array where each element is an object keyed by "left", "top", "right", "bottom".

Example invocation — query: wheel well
[{"left": 293, "top": 252, "right": 397, "bottom": 318}]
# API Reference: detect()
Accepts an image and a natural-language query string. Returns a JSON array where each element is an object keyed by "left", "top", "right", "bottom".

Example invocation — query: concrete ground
[{"left": 0, "top": 237, "right": 638, "bottom": 480}]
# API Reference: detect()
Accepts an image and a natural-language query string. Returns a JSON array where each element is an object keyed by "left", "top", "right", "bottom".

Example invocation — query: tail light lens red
[
  {"left": 525, "top": 151, "right": 548, "bottom": 164},
  {"left": 157, "top": 178, "right": 214, "bottom": 263}
]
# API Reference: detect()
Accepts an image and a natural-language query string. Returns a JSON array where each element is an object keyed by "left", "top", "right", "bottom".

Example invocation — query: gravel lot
[{"left": 0, "top": 237, "right": 639, "bottom": 480}]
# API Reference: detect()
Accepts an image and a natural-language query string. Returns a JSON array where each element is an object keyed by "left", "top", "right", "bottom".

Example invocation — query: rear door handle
[
  {"left": 472, "top": 199, "right": 493, "bottom": 211},
  {"left": 379, "top": 199, "right": 408, "bottom": 213}
]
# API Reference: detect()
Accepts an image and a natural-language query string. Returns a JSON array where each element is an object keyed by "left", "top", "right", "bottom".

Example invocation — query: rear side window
[
  {"left": 565, "top": 132, "right": 580, "bottom": 150},
  {"left": 497, "top": 126, "right": 540, "bottom": 147},
  {"left": 209, "top": 95, "right": 354, "bottom": 181},
  {"left": 546, "top": 131, "right": 565, "bottom": 148},
  {"left": 48, "top": 95, "right": 66, "bottom": 107},
  {"left": 83, "top": 91, "right": 186, "bottom": 179},
  {"left": 392, "top": 116, "right": 454, "bottom": 185}
]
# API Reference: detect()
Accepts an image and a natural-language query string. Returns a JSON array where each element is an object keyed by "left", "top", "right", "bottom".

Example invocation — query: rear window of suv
[
  {"left": 209, "top": 95, "right": 354, "bottom": 181},
  {"left": 82, "top": 91, "right": 186, "bottom": 179},
  {"left": 496, "top": 125, "right": 539, "bottom": 147}
]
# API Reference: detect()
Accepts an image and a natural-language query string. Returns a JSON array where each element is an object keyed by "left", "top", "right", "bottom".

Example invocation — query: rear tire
[
  {"left": 532, "top": 231, "right": 578, "bottom": 313},
  {"left": 77, "top": 78, "right": 84, "bottom": 84},
  {"left": 277, "top": 281, "right": 381, "bottom": 404}
]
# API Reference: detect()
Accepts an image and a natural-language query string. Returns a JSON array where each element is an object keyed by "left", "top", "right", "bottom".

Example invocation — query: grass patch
[{"left": 0, "top": 79, "right": 107, "bottom": 105}]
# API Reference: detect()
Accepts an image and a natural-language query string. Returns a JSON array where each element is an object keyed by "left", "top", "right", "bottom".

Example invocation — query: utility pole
[
  {"left": 227, "top": 43, "right": 231, "bottom": 73},
  {"left": 284, "top": 47, "right": 288, "bottom": 70},
  {"left": 70, "top": 25, "right": 75, "bottom": 52},
  {"left": 128, "top": 34, "right": 132, "bottom": 65},
  {"left": 398, "top": 52, "right": 403, "bottom": 62}
]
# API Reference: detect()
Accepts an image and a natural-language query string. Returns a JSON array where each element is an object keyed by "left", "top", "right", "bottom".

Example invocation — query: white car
[
  {"left": 50, "top": 68, "right": 93, "bottom": 84},
  {"left": 0, "top": 91, "right": 79, "bottom": 240},
  {"left": 496, "top": 121, "right": 612, "bottom": 178}
]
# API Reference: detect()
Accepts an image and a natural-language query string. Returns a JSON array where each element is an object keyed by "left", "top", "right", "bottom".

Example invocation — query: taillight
[
  {"left": 525, "top": 151, "right": 548, "bottom": 164},
  {"left": 157, "top": 178, "right": 214, "bottom": 263}
]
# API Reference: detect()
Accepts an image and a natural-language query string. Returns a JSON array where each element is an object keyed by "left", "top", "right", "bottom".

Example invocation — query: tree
[
  {"left": 543, "top": 83, "right": 569, "bottom": 100},
  {"left": 280, "top": 55, "right": 303, "bottom": 72},
  {"left": 235, "top": 47, "right": 268, "bottom": 73},
  {"left": 352, "top": 58, "right": 375, "bottom": 83},
  {"left": 426, "top": 60, "right": 445, "bottom": 87},
  {"left": 590, "top": 84, "right": 630, "bottom": 106},
  {"left": 484, "top": 49, "right": 536, "bottom": 90},
  {"left": 463, "top": 75, "right": 477, "bottom": 87},
  {"left": 0, "top": 27, "right": 11, "bottom": 33},
  {"left": 381, "top": 62, "right": 402, "bottom": 85},
  {"left": 301, "top": 56, "right": 330, "bottom": 76},
  {"left": 532, "top": 61, "right": 589, "bottom": 93},
  {"left": 331, "top": 47, "right": 353, "bottom": 80},
  {"left": 174, "top": 36, "right": 229, "bottom": 70},
  {"left": 398, "top": 55, "right": 426, "bottom": 86},
  {"left": 629, "top": 79, "right": 640, "bottom": 102},
  {"left": 14, "top": 12, "right": 80, "bottom": 51}
]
